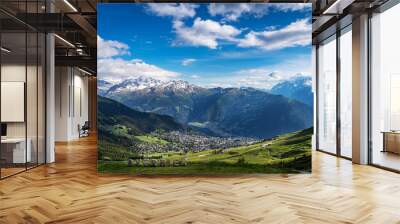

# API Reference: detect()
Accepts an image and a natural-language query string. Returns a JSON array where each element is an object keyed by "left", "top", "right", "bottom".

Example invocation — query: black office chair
[{"left": 79, "top": 121, "right": 90, "bottom": 138}]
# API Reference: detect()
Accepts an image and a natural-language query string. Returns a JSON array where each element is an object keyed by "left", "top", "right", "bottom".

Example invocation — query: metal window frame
[
  {"left": 315, "top": 19, "right": 353, "bottom": 161},
  {"left": 316, "top": 0, "right": 400, "bottom": 172}
]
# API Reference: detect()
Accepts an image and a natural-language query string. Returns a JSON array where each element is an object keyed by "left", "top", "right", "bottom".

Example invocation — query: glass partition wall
[
  {"left": 370, "top": 3, "right": 400, "bottom": 171},
  {"left": 316, "top": 25, "right": 353, "bottom": 159},
  {"left": 339, "top": 27, "right": 352, "bottom": 159},
  {"left": 317, "top": 35, "right": 337, "bottom": 154},
  {"left": 0, "top": 2, "right": 46, "bottom": 179}
]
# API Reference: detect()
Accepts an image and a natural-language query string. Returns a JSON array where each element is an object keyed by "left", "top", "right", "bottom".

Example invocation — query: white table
[{"left": 1, "top": 138, "right": 31, "bottom": 163}]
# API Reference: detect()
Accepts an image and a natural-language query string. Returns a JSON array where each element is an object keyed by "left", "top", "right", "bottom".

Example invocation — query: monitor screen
[{"left": 1, "top": 123, "right": 7, "bottom": 137}]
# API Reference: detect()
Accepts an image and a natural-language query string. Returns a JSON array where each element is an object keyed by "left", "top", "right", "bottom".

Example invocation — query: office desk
[
  {"left": 382, "top": 131, "right": 400, "bottom": 154},
  {"left": 1, "top": 138, "right": 31, "bottom": 164}
]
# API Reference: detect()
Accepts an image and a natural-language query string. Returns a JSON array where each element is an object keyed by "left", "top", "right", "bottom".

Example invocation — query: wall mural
[{"left": 97, "top": 3, "right": 313, "bottom": 174}]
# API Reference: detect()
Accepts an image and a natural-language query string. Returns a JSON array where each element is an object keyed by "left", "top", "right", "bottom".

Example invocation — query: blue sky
[{"left": 97, "top": 3, "right": 312, "bottom": 89}]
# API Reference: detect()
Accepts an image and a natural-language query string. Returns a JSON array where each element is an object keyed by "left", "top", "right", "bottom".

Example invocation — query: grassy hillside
[
  {"left": 98, "top": 96, "right": 185, "bottom": 136},
  {"left": 135, "top": 135, "right": 169, "bottom": 145},
  {"left": 98, "top": 127, "right": 312, "bottom": 174},
  {"left": 98, "top": 96, "right": 186, "bottom": 161}
]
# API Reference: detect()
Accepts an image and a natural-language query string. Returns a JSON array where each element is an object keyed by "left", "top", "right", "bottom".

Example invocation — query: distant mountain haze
[
  {"left": 98, "top": 76, "right": 313, "bottom": 138},
  {"left": 270, "top": 76, "right": 313, "bottom": 106}
]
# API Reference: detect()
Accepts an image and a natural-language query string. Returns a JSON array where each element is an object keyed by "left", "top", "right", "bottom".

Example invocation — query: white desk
[{"left": 1, "top": 138, "right": 31, "bottom": 163}]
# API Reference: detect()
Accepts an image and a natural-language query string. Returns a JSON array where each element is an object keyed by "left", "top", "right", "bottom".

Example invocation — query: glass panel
[
  {"left": 26, "top": 0, "right": 40, "bottom": 169},
  {"left": 318, "top": 36, "right": 337, "bottom": 154},
  {"left": 1, "top": 31, "right": 27, "bottom": 177},
  {"left": 38, "top": 32, "right": 45, "bottom": 165},
  {"left": 340, "top": 28, "right": 352, "bottom": 158},
  {"left": 0, "top": 1, "right": 46, "bottom": 178},
  {"left": 371, "top": 4, "right": 400, "bottom": 171},
  {"left": 27, "top": 31, "right": 38, "bottom": 169}
]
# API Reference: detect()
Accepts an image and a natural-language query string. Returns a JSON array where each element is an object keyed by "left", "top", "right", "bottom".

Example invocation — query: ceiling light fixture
[
  {"left": 1, "top": 47, "right": 11, "bottom": 53},
  {"left": 76, "top": 48, "right": 85, "bottom": 55},
  {"left": 54, "top": 34, "right": 75, "bottom": 48},
  {"left": 78, "top": 67, "right": 92, "bottom": 76},
  {"left": 63, "top": 0, "right": 78, "bottom": 12}
]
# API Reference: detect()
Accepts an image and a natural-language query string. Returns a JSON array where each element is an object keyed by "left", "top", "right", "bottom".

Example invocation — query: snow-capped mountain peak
[
  {"left": 104, "top": 76, "right": 162, "bottom": 94},
  {"left": 159, "top": 79, "right": 199, "bottom": 92},
  {"left": 100, "top": 76, "right": 202, "bottom": 96}
]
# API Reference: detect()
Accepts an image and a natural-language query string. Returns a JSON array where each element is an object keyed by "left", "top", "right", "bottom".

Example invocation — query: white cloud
[
  {"left": 272, "top": 3, "right": 311, "bottom": 12},
  {"left": 208, "top": 3, "right": 269, "bottom": 21},
  {"left": 146, "top": 3, "right": 198, "bottom": 19},
  {"left": 98, "top": 58, "right": 180, "bottom": 83},
  {"left": 97, "top": 36, "right": 130, "bottom": 58},
  {"left": 182, "top": 58, "right": 197, "bottom": 66},
  {"left": 144, "top": 4, "right": 310, "bottom": 51},
  {"left": 238, "top": 18, "right": 311, "bottom": 50},
  {"left": 173, "top": 18, "right": 241, "bottom": 49},
  {"left": 233, "top": 69, "right": 286, "bottom": 89},
  {"left": 98, "top": 37, "right": 180, "bottom": 82},
  {"left": 231, "top": 56, "right": 311, "bottom": 89},
  {"left": 196, "top": 56, "right": 311, "bottom": 89},
  {"left": 145, "top": 4, "right": 310, "bottom": 51},
  {"left": 207, "top": 3, "right": 310, "bottom": 21},
  {"left": 204, "top": 71, "right": 307, "bottom": 90}
]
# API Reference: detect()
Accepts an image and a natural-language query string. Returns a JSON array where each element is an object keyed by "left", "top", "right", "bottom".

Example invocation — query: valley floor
[
  {"left": 98, "top": 128, "right": 312, "bottom": 175},
  {"left": 1, "top": 135, "right": 400, "bottom": 223}
]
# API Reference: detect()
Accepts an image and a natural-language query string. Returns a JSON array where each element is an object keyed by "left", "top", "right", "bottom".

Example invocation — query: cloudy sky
[{"left": 98, "top": 3, "right": 312, "bottom": 89}]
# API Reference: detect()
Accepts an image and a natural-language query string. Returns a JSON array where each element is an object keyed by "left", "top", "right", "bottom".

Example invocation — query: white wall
[
  {"left": 55, "top": 66, "right": 70, "bottom": 141},
  {"left": 72, "top": 73, "right": 89, "bottom": 138},
  {"left": 55, "top": 67, "right": 89, "bottom": 141}
]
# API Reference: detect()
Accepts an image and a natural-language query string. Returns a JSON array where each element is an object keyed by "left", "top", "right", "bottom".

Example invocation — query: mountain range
[
  {"left": 270, "top": 76, "right": 313, "bottom": 106},
  {"left": 98, "top": 76, "right": 313, "bottom": 139}
]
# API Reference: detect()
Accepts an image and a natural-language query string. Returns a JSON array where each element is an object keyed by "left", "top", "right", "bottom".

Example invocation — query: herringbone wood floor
[{"left": 1, "top": 136, "right": 400, "bottom": 224}]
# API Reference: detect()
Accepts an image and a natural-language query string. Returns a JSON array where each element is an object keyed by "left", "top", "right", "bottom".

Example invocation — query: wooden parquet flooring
[{"left": 1, "top": 135, "right": 400, "bottom": 224}]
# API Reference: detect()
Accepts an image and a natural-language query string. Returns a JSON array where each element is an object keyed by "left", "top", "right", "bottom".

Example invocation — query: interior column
[{"left": 352, "top": 14, "right": 369, "bottom": 164}]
